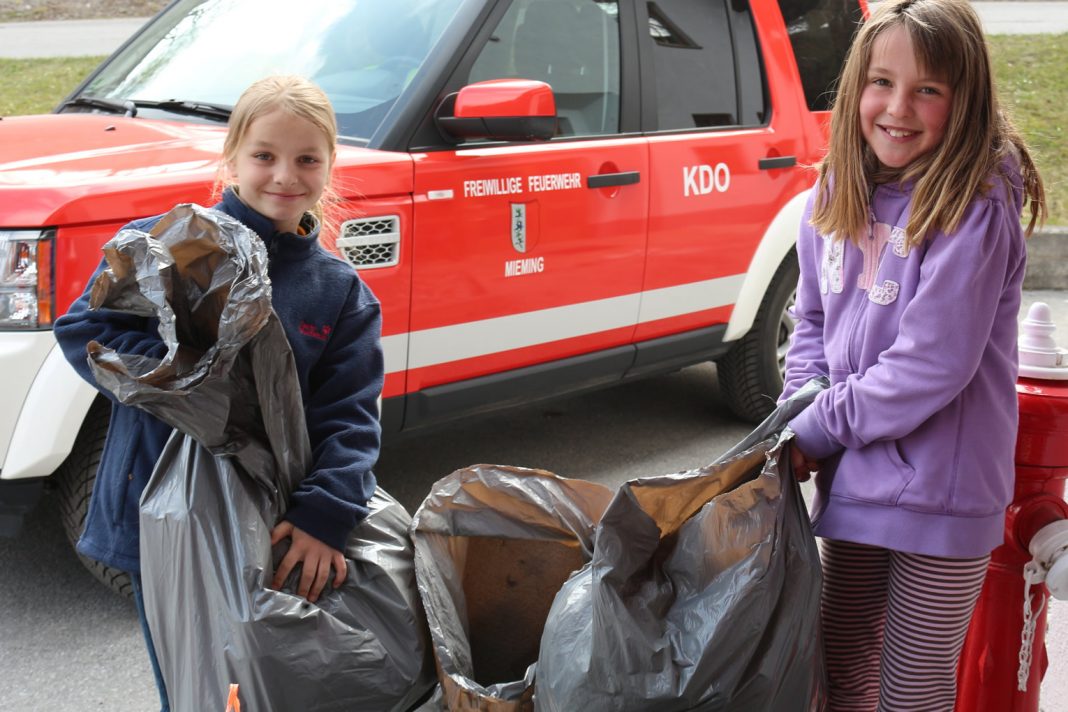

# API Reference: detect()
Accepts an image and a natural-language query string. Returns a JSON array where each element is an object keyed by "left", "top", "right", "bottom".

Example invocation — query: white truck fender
[
  {"left": 2, "top": 337, "right": 385, "bottom": 481},
  {"left": 723, "top": 188, "right": 810, "bottom": 342},
  {"left": 3, "top": 344, "right": 97, "bottom": 480}
]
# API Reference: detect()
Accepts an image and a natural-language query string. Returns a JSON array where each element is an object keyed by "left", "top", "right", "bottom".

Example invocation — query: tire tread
[
  {"left": 717, "top": 251, "right": 799, "bottom": 423},
  {"left": 54, "top": 398, "right": 133, "bottom": 599}
]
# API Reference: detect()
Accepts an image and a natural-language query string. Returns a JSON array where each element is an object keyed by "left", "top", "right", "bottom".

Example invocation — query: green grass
[
  {"left": 0, "top": 34, "right": 1065, "bottom": 224},
  {"left": 989, "top": 34, "right": 1068, "bottom": 227},
  {"left": 0, "top": 55, "right": 103, "bottom": 116}
]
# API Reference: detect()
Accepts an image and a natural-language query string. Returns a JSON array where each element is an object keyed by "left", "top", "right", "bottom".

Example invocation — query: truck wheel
[
  {"left": 717, "top": 250, "right": 799, "bottom": 423},
  {"left": 54, "top": 398, "right": 133, "bottom": 599}
]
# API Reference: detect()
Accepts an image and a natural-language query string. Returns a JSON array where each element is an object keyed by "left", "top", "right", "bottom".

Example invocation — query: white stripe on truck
[{"left": 381, "top": 273, "right": 745, "bottom": 373}]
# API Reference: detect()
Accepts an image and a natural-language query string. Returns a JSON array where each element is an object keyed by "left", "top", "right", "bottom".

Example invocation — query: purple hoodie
[{"left": 782, "top": 161, "right": 1027, "bottom": 558}]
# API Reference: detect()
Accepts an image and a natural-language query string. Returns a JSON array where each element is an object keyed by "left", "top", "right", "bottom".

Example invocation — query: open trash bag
[
  {"left": 410, "top": 465, "right": 614, "bottom": 711},
  {"left": 535, "top": 379, "right": 828, "bottom": 711},
  {"left": 85, "top": 204, "right": 433, "bottom": 712},
  {"left": 409, "top": 378, "right": 825, "bottom": 712}
]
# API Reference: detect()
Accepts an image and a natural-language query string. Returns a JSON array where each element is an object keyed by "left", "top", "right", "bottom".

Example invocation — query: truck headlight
[{"left": 0, "top": 230, "right": 55, "bottom": 329}]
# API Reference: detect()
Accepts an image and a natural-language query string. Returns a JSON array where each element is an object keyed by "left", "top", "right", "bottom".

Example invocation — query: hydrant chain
[{"left": 1018, "top": 565, "right": 1048, "bottom": 692}]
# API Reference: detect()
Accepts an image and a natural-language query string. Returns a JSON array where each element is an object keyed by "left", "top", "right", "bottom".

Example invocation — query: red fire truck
[{"left": 0, "top": 0, "right": 862, "bottom": 592}]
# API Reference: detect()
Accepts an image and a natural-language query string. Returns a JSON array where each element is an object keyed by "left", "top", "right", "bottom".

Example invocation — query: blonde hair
[
  {"left": 215, "top": 74, "right": 340, "bottom": 237},
  {"left": 812, "top": 0, "right": 1045, "bottom": 245}
]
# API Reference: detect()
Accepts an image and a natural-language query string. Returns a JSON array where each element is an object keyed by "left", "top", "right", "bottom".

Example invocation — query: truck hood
[{"left": 0, "top": 114, "right": 413, "bottom": 226}]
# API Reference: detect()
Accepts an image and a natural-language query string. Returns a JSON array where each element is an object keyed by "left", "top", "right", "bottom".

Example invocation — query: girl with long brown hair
[{"left": 781, "top": 0, "right": 1045, "bottom": 708}]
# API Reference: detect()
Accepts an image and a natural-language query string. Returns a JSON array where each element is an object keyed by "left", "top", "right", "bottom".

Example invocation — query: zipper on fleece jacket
[{"left": 842, "top": 210, "right": 878, "bottom": 372}]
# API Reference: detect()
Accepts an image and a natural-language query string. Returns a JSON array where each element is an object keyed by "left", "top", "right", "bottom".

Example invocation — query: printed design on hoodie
[
  {"left": 889, "top": 225, "right": 909, "bottom": 258},
  {"left": 819, "top": 222, "right": 904, "bottom": 304},
  {"left": 859, "top": 221, "right": 901, "bottom": 306},
  {"left": 819, "top": 233, "right": 845, "bottom": 294}
]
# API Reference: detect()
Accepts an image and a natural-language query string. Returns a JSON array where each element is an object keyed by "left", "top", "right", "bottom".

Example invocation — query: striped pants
[{"left": 819, "top": 539, "right": 991, "bottom": 712}]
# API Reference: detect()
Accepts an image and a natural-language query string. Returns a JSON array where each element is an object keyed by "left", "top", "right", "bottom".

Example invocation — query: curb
[{"left": 1024, "top": 227, "right": 1068, "bottom": 290}]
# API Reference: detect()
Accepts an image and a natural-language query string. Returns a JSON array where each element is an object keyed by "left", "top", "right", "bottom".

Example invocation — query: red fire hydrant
[{"left": 956, "top": 302, "right": 1068, "bottom": 712}]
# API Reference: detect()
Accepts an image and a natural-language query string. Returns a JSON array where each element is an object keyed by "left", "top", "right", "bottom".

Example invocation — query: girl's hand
[
  {"left": 789, "top": 443, "right": 820, "bottom": 483},
  {"left": 270, "top": 521, "right": 348, "bottom": 603}
]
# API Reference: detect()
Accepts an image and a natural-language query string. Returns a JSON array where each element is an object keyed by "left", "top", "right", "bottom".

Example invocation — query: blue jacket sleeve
[{"left": 282, "top": 278, "right": 384, "bottom": 551}]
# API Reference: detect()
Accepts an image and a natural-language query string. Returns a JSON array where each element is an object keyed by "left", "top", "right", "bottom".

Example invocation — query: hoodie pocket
[{"left": 835, "top": 440, "right": 916, "bottom": 506}]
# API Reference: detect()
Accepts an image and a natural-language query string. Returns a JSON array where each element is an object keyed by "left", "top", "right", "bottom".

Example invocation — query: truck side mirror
[{"left": 436, "top": 79, "right": 558, "bottom": 143}]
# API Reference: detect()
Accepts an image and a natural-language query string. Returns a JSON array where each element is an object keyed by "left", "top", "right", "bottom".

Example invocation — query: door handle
[
  {"left": 587, "top": 171, "right": 641, "bottom": 189},
  {"left": 758, "top": 156, "right": 796, "bottom": 170}
]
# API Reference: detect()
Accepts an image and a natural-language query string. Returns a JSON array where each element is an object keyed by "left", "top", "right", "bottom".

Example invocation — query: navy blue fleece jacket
[{"left": 53, "top": 189, "right": 383, "bottom": 572}]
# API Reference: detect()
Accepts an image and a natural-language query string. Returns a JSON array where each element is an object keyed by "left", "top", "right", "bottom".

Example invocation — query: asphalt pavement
[{"left": 0, "top": 17, "right": 147, "bottom": 58}]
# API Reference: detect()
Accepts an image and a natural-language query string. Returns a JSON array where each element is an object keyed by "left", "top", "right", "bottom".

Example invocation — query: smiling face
[
  {"left": 227, "top": 107, "right": 334, "bottom": 234},
  {"left": 859, "top": 25, "right": 954, "bottom": 170}
]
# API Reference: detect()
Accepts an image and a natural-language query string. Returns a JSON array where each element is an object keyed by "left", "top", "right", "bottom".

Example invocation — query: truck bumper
[{"left": 0, "top": 331, "right": 96, "bottom": 481}]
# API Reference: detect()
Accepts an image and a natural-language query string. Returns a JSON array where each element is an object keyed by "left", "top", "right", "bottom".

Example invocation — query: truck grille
[{"left": 337, "top": 216, "right": 400, "bottom": 269}]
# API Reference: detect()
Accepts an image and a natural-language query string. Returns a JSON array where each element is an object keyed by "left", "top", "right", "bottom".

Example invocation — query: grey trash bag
[
  {"left": 535, "top": 379, "right": 829, "bottom": 712},
  {"left": 410, "top": 465, "right": 614, "bottom": 711},
  {"left": 85, "top": 204, "right": 434, "bottom": 712}
]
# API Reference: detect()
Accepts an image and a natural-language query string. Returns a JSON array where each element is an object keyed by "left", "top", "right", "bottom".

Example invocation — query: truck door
[
  {"left": 635, "top": 0, "right": 808, "bottom": 343},
  {"left": 407, "top": 0, "right": 648, "bottom": 405}
]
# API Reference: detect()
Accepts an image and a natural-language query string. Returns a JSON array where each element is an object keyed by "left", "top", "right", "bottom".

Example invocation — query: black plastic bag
[
  {"left": 408, "top": 381, "right": 826, "bottom": 712},
  {"left": 87, "top": 204, "right": 433, "bottom": 712},
  {"left": 535, "top": 380, "right": 828, "bottom": 711}
]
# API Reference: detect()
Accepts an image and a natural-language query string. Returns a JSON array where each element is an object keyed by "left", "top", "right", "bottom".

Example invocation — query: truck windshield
[{"left": 70, "top": 0, "right": 466, "bottom": 142}]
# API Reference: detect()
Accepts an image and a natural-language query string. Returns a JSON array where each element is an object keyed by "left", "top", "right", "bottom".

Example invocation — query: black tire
[
  {"left": 54, "top": 398, "right": 133, "bottom": 599},
  {"left": 717, "top": 250, "right": 799, "bottom": 423}
]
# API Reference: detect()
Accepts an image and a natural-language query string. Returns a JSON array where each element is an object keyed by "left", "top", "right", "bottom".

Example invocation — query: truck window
[
  {"left": 467, "top": 0, "right": 622, "bottom": 137},
  {"left": 71, "top": 0, "right": 465, "bottom": 143},
  {"left": 778, "top": 0, "right": 864, "bottom": 111},
  {"left": 644, "top": 0, "right": 766, "bottom": 130}
]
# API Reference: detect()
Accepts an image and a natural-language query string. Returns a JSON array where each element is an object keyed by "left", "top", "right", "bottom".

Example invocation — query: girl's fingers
[
  {"left": 332, "top": 553, "right": 348, "bottom": 588},
  {"left": 296, "top": 550, "right": 320, "bottom": 602},
  {"left": 298, "top": 557, "right": 317, "bottom": 600},
  {"left": 267, "top": 523, "right": 346, "bottom": 601},
  {"left": 309, "top": 560, "right": 331, "bottom": 602},
  {"left": 272, "top": 553, "right": 295, "bottom": 591},
  {"left": 270, "top": 521, "right": 293, "bottom": 545}
]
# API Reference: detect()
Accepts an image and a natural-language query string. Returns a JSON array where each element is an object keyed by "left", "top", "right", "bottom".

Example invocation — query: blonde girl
[{"left": 55, "top": 75, "right": 384, "bottom": 711}]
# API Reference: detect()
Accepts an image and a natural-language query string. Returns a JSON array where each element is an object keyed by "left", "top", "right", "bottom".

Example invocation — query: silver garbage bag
[
  {"left": 86, "top": 203, "right": 434, "bottom": 712},
  {"left": 535, "top": 379, "right": 829, "bottom": 711}
]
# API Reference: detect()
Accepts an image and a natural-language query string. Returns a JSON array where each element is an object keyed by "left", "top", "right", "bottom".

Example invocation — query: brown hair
[
  {"left": 811, "top": 0, "right": 1045, "bottom": 245},
  {"left": 214, "top": 74, "right": 340, "bottom": 237}
]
